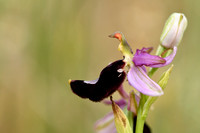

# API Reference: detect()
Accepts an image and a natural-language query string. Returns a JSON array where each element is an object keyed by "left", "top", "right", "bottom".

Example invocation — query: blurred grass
[{"left": 0, "top": 0, "right": 200, "bottom": 133}]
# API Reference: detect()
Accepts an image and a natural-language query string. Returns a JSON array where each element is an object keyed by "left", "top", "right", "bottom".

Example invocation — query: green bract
[{"left": 111, "top": 97, "right": 133, "bottom": 133}]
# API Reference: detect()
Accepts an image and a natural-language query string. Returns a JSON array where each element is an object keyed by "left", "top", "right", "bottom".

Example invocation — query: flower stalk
[{"left": 135, "top": 94, "right": 146, "bottom": 133}]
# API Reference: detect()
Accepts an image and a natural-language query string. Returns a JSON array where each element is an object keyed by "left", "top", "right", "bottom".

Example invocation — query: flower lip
[{"left": 69, "top": 60, "right": 126, "bottom": 102}]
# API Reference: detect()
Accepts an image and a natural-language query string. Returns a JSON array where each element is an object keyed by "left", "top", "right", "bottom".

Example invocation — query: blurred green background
[{"left": 0, "top": 0, "right": 199, "bottom": 133}]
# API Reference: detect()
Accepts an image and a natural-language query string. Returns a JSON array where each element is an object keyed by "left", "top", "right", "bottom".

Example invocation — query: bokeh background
[{"left": 0, "top": 0, "right": 199, "bottom": 133}]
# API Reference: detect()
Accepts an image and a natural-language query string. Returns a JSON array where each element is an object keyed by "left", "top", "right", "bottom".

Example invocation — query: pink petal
[
  {"left": 127, "top": 66, "right": 164, "bottom": 96},
  {"left": 133, "top": 47, "right": 177, "bottom": 68},
  {"left": 133, "top": 52, "right": 166, "bottom": 67},
  {"left": 150, "top": 46, "right": 177, "bottom": 67}
]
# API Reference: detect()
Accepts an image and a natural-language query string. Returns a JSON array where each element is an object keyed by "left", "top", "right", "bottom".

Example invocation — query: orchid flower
[
  {"left": 69, "top": 12, "right": 187, "bottom": 133},
  {"left": 109, "top": 31, "right": 177, "bottom": 96}
]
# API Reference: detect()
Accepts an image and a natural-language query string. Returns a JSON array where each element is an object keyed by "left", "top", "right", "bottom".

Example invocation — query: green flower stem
[
  {"left": 148, "top": 67, "right": 158, "bottom": 77},
  {"left": 135, "top": 90, "right": 157, "bottom": 133},
  {"left": 142, "top": 97, "right": 157, "bottom": 118},
  {"left": 135, "top": 94, "right": 146, "bottom": 133},
  {"left": 155, "top": 45, "right": 167, "bottom": 56}
]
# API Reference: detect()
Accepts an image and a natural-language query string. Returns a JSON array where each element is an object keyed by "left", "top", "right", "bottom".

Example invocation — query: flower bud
[{"left": 160, "top": 13, "right": 188, "bottom": 48}]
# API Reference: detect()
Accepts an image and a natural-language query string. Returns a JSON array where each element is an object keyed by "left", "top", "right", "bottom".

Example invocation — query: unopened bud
[{"left": 160, "top": 13, "right": 187, "bottom": 48}]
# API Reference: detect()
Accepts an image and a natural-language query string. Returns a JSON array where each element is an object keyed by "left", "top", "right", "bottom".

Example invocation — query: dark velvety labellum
[{"left": 69, "top": 60, "right": 126, "bottom": 102}]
